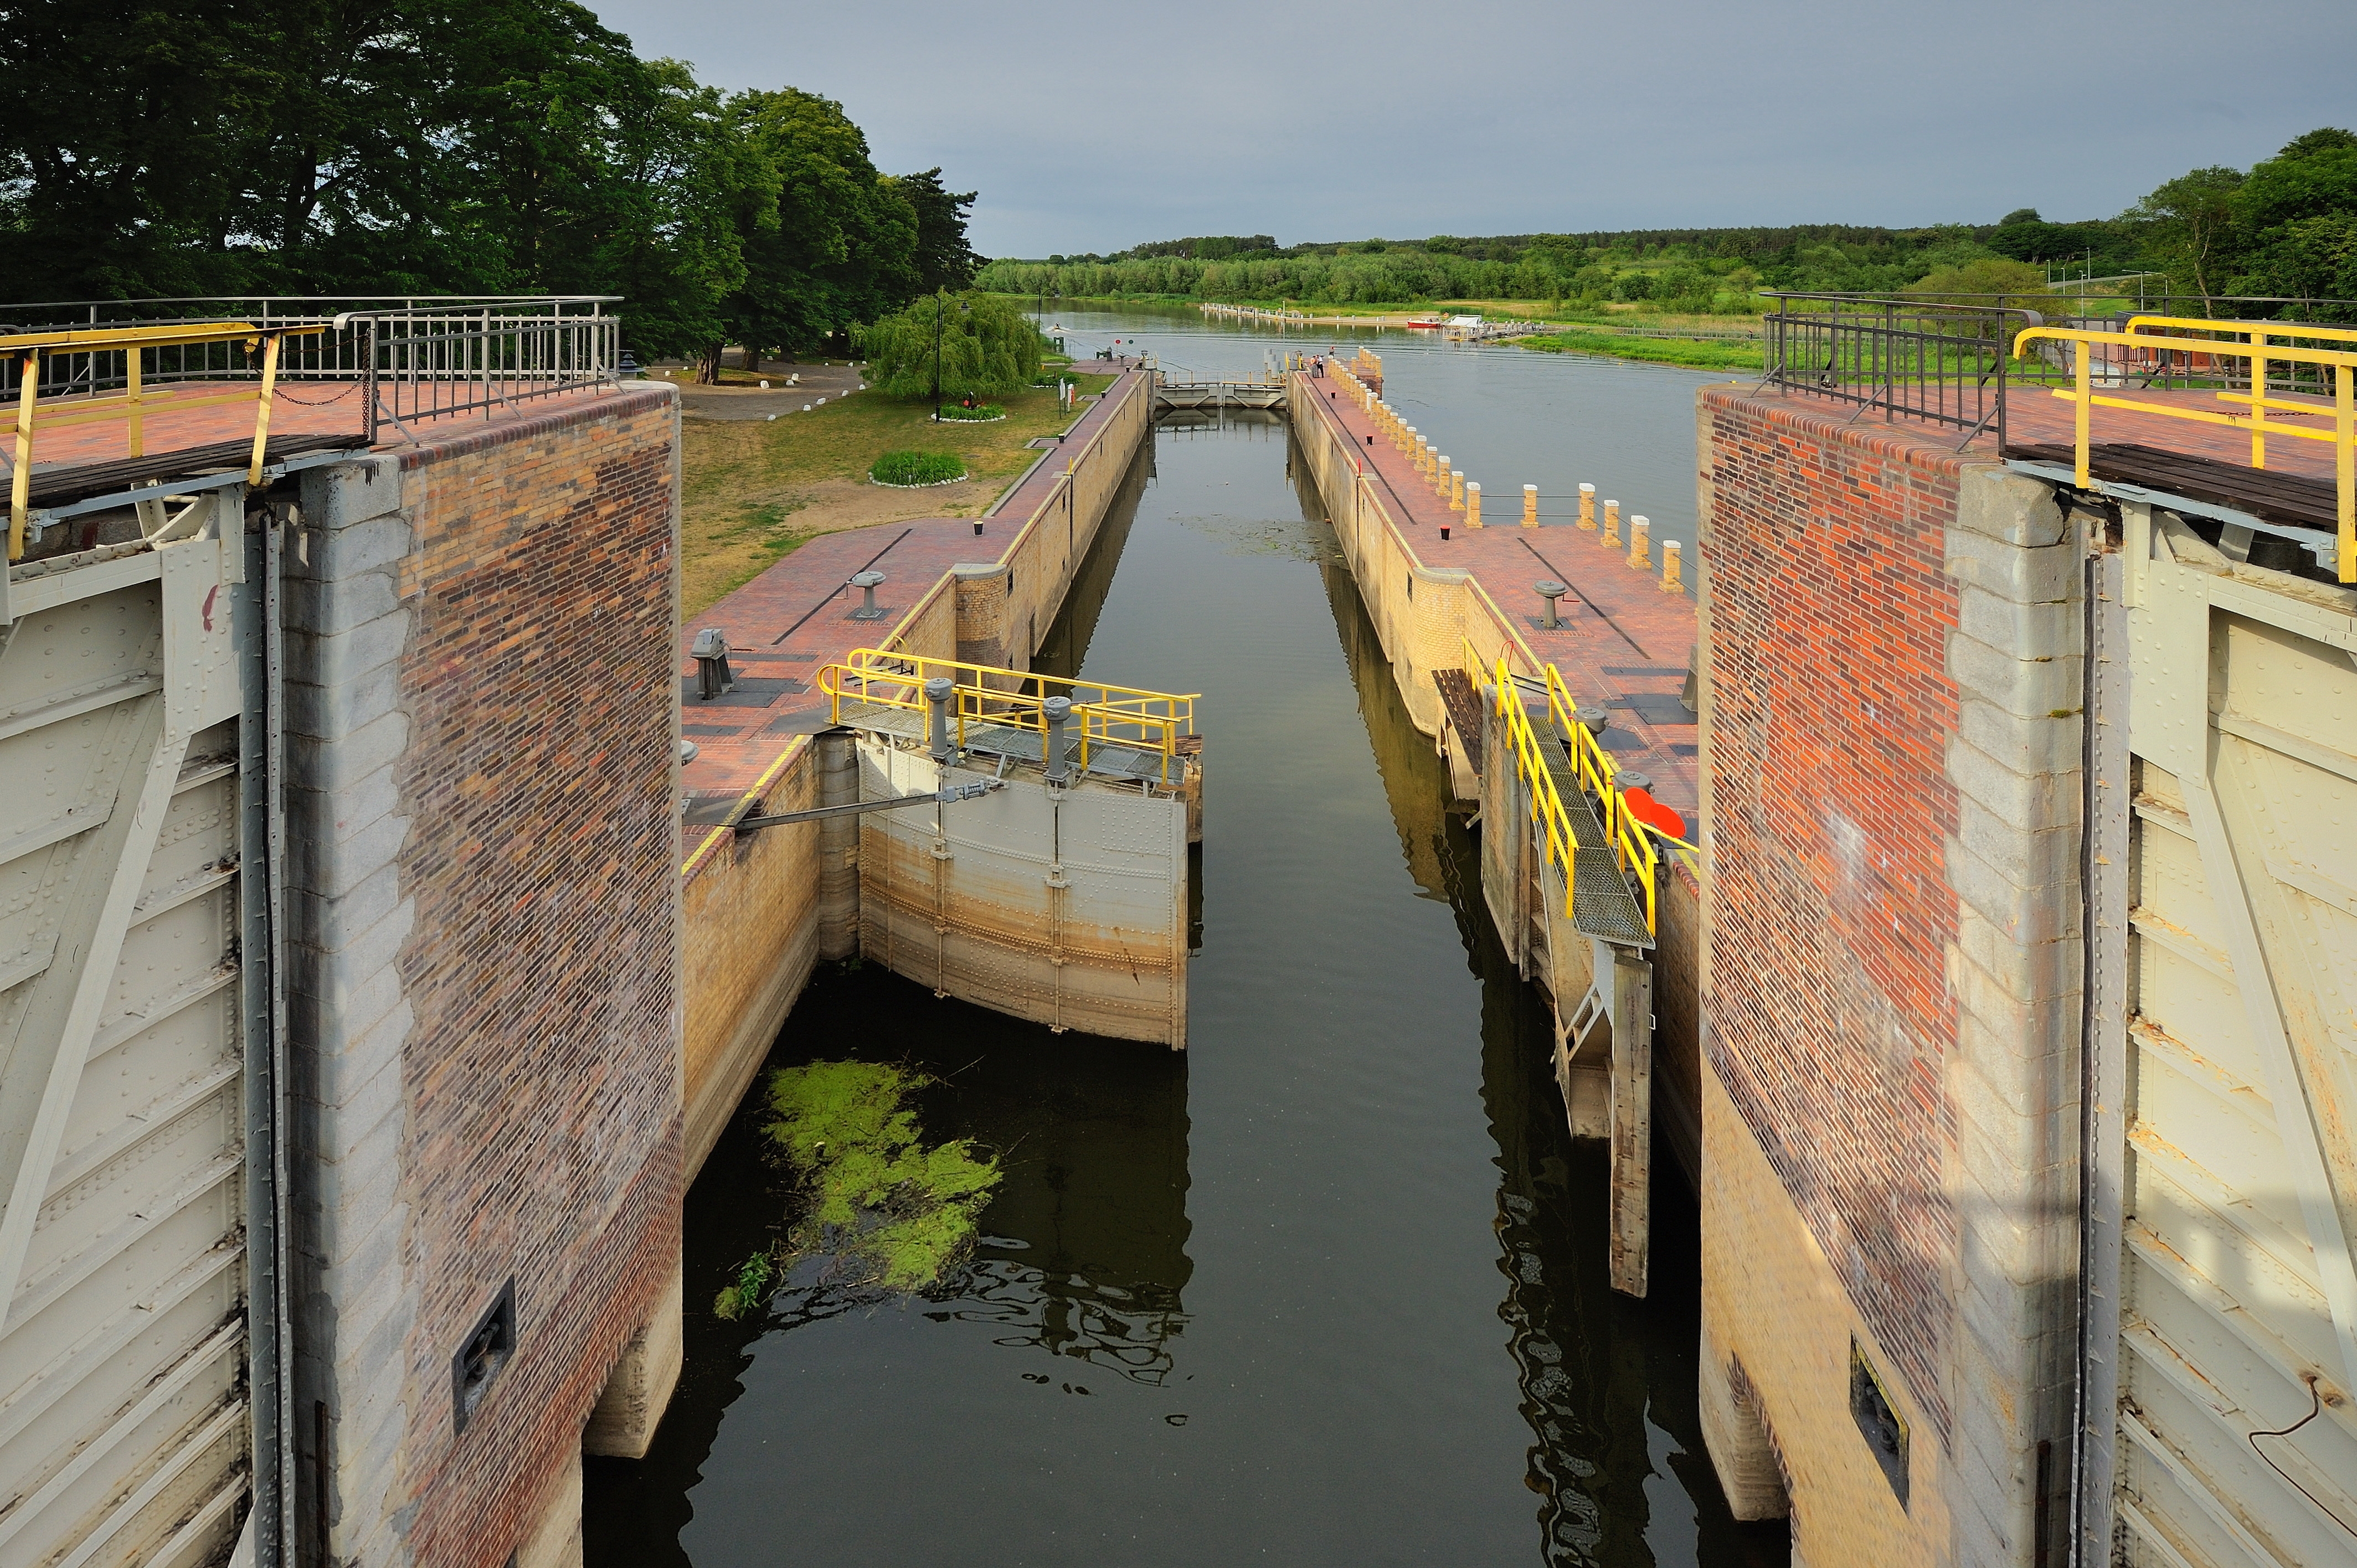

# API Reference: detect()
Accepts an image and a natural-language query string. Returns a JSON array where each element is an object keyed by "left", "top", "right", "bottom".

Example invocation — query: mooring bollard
[
  {"left": 1662, "top": 540, "right": 1683, "bottom": 592},
  {"left": 1578, "top": 483, "right": 1596, "bottom": 530},
  {"left": 850, "top": 569, "right": 887, "bottom": 620},
  {"left": 1524, "top": 483, "right": 1540, "bottom": 528},
  {"left": 1628, "top": 515, "right": 1651, "bottom": 570},
  {"left": 1602, "top": 499, "right": 1620, "bottom": 546},
  {"left": 926, "top": 677, "right": 955, "bottom": 762},
  {"left": 1536, "top": 579, "right": 1568, "bottom": 628},
  {"left": 1466, "top": 481, "right": 1481, "bottom": 527},
  {"left": 691, "top": 627, "right": 734, "bottom": 700},
  {"left": 1042, "top": 694, "right": 1072, "bottom": 785}
]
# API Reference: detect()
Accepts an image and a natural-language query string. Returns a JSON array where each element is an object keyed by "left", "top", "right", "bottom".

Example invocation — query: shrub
[
  {"left": 870, "top": 450, "right": 967, "bottom": 486},
  {"left": 936, "top": 402, "right": 1004, "bottom": 421}
]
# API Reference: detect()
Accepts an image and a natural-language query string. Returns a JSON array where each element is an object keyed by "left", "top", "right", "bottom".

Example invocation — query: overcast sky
[{"left": 589, "top": 0, "right": 2356, "bottom": 259}]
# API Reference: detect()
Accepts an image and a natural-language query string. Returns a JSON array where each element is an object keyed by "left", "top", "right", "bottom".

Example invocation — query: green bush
[
  {"left": 857, "top": 291, "right": 1043, "bottom": 399},
  {"left": 936, "top": 402, "right": 1004, "bottom": 421},
  {"left": 870, "top": 450, "right": 967, "bottom": 486}
]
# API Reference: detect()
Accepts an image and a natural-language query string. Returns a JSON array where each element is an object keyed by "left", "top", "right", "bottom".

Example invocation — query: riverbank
[
  {"left": 1013, "top": 293, "right": 1763, "bottom": 373},
  {"left": 1519, "top": 328, "right": 1764, "bottom": 372},
  {"left": 678, "top": 365, "right": 1116, "bottom": 614}
]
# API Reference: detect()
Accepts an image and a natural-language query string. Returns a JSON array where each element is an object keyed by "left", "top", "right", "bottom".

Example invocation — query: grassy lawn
[
  {"left": 1518, "top": 329, "right": 1765, "bottom": 372},
  {"left": 680, "top": 368, "right": 1116, "bottom": 616}
]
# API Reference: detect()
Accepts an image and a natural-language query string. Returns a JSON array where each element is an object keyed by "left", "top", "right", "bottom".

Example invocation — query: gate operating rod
[{"left": 733, "top": 779, "right": 1003, "bottom": 833}]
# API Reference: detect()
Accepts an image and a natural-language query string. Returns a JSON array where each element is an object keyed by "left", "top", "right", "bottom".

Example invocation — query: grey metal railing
[
  {"left": 1759, "top": 291, "right": 2357, "bottom": 452},
  {"left": 1758, "top": 293, "right": 2023, "bottom": 450},
  {"left": 0, "top": 296, "right": 622, "bottom": 443}
]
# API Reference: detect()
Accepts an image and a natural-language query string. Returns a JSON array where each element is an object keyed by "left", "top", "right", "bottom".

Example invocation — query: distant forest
[
  {"left": 0, "top": 0, "right": 981, "bottom": 370},
  {"left": 981, "top": 129, "right": 2357, "bottom": 313}
]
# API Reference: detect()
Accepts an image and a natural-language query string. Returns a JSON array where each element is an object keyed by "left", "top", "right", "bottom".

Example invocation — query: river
[{"left": 584, "top": 311, "right": 1787, "bottom": 1566}]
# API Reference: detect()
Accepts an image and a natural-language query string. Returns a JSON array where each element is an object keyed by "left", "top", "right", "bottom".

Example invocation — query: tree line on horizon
[
  {"left": 0, "top": 0, "right": 981, "bottom": 375},
  {"left": 983, "top": 128, "right": 2357, "bottom": 314}
]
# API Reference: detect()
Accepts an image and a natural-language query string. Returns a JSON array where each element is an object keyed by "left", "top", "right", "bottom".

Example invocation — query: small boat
[{"left": 1403, "top": 314, "right": 1444, "bottom": 329}]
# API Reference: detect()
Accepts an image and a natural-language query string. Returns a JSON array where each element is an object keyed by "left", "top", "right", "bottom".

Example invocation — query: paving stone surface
[
  {"left": 676, "top": 368, "right": 1147, "bottom": 804},
  {"left": 1298, "top": 374, "right": 1704, "bottom": 823}
]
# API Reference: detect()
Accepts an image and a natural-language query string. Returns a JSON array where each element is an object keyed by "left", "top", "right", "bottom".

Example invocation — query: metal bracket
[
  {"left": 2005, "top": 458, "right": 2338, "bottom": 570},
  {"left": 24, "top": 446, "right": 359, "bottom": 542},
  {"left": 732, "top": 778, "right": 1002, "bottom": 833}
]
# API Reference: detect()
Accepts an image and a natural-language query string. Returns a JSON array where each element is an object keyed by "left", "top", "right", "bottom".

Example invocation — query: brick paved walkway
[
  {"left": 0, "top": 377, "right": 651, "bottom": 473},
  {"left": 676, "top": 369, "right": 1149, "bottom": 807},
  {"left": 1294, "top": 375, "right": 1704, "bottom": 821}
]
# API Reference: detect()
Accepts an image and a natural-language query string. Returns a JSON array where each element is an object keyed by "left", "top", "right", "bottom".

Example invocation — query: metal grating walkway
[{"left": 1538, "top": 733, "right": 1654, "bottom": 948}]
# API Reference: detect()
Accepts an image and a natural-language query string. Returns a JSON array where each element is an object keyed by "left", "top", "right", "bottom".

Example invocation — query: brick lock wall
[
  {"left": 1696, "top": 388, "right": 1969, "bottom": 1438},
  {"left": 281, "top": 389, "right": 682, "bottom": 1568},
  {"left": 392, "top": 395, "right": 683, "bottom": 1567}
]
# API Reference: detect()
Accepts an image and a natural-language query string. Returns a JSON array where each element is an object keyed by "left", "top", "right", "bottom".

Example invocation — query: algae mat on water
[{"left": 714, "top": 1060, "right": 1002, "bottom": 1318}]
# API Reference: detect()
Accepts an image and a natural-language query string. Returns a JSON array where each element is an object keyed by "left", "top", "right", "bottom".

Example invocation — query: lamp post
[{"left": 932, "top": 295, "right": 971, "bottom": 422}]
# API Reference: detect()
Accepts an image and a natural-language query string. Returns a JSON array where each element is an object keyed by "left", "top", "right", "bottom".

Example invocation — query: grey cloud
[{"left": 591, "top": 0, "right": 2357, "bottom": 255}]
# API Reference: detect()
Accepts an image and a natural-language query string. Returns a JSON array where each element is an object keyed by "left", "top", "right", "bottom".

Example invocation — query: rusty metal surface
[{"left": 1432, "top": 668, "right": 1485, "bottom": 775}]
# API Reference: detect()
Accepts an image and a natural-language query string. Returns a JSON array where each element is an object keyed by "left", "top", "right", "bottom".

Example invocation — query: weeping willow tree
[{"left": 858, "top": 290, "right": 1044, "bottom": 400}]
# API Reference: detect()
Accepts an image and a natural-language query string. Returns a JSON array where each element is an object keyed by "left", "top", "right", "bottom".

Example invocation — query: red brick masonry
[
  {"left": 1697, "top": 384, "right": 1983, "bottom": 1437},
  {"left": 388, "top": 388, "right": 682, "bottom": 1566}
]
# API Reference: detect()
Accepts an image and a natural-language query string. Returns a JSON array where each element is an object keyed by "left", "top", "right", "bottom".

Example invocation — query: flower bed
[{"left": 934, "top": 403, "right": 1006, "bottom": 422}]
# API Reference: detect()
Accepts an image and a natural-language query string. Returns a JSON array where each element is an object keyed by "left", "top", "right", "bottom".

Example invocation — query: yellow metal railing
[
  {"left": 817, "top": 647, "right": 1198, "bottom": 784},
  {"left": 1468, "top": 639, "right": 1667, "bottom": 936},
  {"left": 2012, "top": 319, "right": 2355, "bottom": 582},
  {"left": 2, "top": 320, "right": 327, "bottom": 561},
  {"left": 1486, "top": 647, "right": 1581, "bottom": 917},
  {"left": 1542, "top": 663, "right": 1662, "bottom": 938}
]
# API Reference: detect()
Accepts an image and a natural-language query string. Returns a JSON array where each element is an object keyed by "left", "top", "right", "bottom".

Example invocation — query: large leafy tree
[
  {"left": 2119, "top": 127, "right": 2357, "bottom": 307},
  {"left": 2124, "top": 167, "right": 2245, "bottom": 301},
  {"left": 719, "top": 88, "right": 918, "bottom": 375},
  {"left": 893, "top": 167, "right": 982, "bottom": 293},
  {"left": 0, "top": 10, "right": 959, "bottom": 365}
]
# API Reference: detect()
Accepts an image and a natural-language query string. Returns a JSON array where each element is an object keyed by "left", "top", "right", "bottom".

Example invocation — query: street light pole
[{"left": 933, "top": 292, "right": 943, "bottom": 421}]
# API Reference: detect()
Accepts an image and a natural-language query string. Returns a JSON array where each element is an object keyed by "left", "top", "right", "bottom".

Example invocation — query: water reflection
[
  {"left": 1295, "top": 431, "right": 1784, "bottom": 1567},
  {"left": 588, "top": 354, "right": 1783, "bottom": 1568},
  {"left": 1030, "top": 433, "right": 1151, "bottom": 682}
]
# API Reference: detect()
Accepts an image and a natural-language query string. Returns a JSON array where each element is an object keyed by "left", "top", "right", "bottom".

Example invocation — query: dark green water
[{"left": 586, "top": 327, "right": 1785, "bottom": 1565}]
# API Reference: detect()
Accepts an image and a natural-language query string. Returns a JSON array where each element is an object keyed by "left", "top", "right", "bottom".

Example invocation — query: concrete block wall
[
  {"left": 953, "top": 373, "right": 1152, "bottom": 674},
  {"left": 678, "top": 733, "right": 835, "bottom": 1177},
  {"left": 1937, "top": 476, "right": 2083, "bottom": 1568},
  {"left": 285, "top": 386, "right": 684, "bottom": 1568},
  {"left": 1694, "top": 386, "right": 2081, "bottom": 1565}
]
